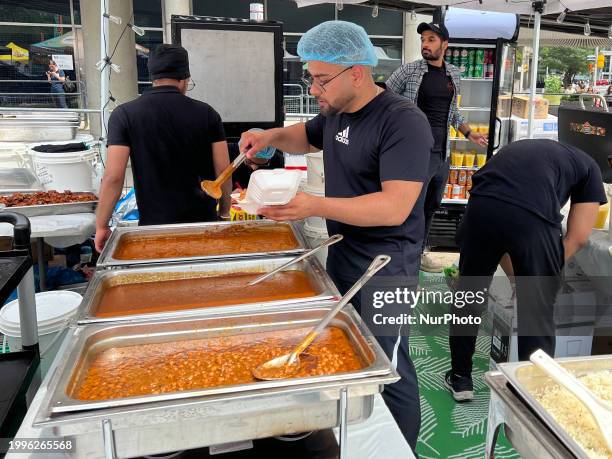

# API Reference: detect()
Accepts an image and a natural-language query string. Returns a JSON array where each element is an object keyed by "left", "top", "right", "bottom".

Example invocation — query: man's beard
[
  {"left": 422, "top": 48, "right": 443, "bottom": 61},
  {"left": 320, "top": 103, "right": 340, "bottom": 116},
  {"left": 318, "top": 93, "right": 353, "bottom": 116}
]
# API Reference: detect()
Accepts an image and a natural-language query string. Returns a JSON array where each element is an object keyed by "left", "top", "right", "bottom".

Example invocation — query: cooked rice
[{"left": 535, "top": 370, "right": 612, "bottom": 459}]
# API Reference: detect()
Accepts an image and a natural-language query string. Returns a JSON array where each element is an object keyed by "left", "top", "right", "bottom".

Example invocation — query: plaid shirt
[{"left": 386, "top": 59, "right": 465, "bottom": 159}]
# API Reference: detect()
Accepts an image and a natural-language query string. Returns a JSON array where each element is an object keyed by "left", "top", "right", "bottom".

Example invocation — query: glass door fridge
[{"left": 428, "top": 39, "right": 518, "bottom": 249}]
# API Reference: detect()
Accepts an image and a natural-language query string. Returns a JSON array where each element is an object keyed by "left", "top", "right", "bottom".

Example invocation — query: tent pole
[
  {"left": 100, "top": 0, "right": 109, "bottom": 161},
  {"left": 527, "top": 8, "right": 542, "bottom": 139}
]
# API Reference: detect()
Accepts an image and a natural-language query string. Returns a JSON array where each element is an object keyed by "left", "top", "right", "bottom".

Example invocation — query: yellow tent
[{"left": 0, "top": 42, "right": 29, "bottom": 62}]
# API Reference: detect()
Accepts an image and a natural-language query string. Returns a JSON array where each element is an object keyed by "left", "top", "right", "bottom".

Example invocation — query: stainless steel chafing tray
[
  {"left": 96, "top": 220, "right": 308, "bottom": 269},
  {"left": 77, "top": 256, "right": 340, "bottom": 324},
  {"left": 498, "top": 355, "right": 612, "bottom": 459},
  {"left": 34, "top": 305, "right": 398, "bottom": 458}
]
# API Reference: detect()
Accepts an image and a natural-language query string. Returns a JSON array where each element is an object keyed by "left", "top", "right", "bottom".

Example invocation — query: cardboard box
[
  {"left": 497, "top": 95, "right": 512, "bottom": 118},
  {"left": 511, "top": 95, "right": 549, "bottom": 119}
]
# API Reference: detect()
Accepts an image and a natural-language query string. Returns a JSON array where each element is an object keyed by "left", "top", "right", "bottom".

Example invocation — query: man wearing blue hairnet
[{"left": 241, "top": 21, "right": 433, "bottom": 451}]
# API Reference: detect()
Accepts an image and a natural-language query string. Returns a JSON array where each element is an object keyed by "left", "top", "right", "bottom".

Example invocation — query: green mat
[{"left": 411, "top": 272, "right": 520, "bottom": 459}]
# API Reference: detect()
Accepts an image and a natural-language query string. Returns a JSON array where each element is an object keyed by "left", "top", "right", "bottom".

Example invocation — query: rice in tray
[{"left": 535, "top": 370, "right": 612, "bottom": 459}]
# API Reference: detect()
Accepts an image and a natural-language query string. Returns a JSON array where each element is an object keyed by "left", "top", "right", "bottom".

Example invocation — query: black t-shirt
[
  {"left": 471, "top": 139, "right": 607, "bottom": 227},
  {"left": 107, "top": 86, "right": 226, "bottom": 225},
  {"left": 417, "top": 64, "right": 454, "bottom": 153},
  {"left": 305, "top": 90, "right": 433, "bottom": 280}
]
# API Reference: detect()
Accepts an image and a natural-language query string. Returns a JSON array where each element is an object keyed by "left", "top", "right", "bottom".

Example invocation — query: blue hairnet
[{"left": 297, "top": 21, "right": 378, "bottom": 67}]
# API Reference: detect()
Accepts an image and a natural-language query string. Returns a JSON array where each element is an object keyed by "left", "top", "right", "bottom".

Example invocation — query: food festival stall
[{"left": 2, "top": 3, "right": 612, "bottom": 458}]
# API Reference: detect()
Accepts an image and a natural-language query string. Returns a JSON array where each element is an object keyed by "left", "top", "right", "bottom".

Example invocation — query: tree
[{"left": 538, "top": 47, "right": 591, "bottom": 88}]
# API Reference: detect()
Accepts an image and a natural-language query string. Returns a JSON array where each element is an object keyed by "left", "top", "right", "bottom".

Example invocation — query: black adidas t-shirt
[
  {"left": 471, "top": 139, "right": 607, "bottom": 227},
  {"left": 305, "top": 90, "right": 433, "bottom": 280}
]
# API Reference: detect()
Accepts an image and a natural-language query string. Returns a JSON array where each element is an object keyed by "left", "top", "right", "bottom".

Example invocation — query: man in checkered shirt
[{"left": 387, "top": 22, "right": 487, "bottom": 272}]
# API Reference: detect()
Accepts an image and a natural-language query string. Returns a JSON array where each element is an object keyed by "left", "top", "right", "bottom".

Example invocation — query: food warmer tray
[
  {"left": 0, "top": 200, "right": 97, "bottom": 217},
  {"left": 498, "top": 355, "right": 612, "bottom": 459},
  {"left": 96, "top": 220, "right": 309, "bottom": 269},
  {"left": 76, "top": 255, "right": 340, "bottom": 325},
  {"left": 34, "top": 305, "right": 398, "bottom": 458}
]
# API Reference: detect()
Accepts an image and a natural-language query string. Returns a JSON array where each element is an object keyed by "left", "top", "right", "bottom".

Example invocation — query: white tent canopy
[
  {"left": 518, "top": 27, "right": 612, "bottom": 48},
  {"left": 295, "top": 0, "right": 609, "bottom": 15},
  {"left": 294, "top": 0, "right": 612, "bottom": 137}
]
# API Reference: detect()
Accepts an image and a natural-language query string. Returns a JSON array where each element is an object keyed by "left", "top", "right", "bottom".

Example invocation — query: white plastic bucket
[
  {"left": 30, "top": 147, "right": 97, "bottom": 192},
  {"left": 305, "top": 152, "right": 324, "bottom": 188},
  {"left": 0, "top": 291, "right": 82, "bottom": 377},
  {"left": 302, "top": 184, "right": 326, "bottom": 230},
  {"left": 303, "top": 222, "right": 329, "bottom": 266}
]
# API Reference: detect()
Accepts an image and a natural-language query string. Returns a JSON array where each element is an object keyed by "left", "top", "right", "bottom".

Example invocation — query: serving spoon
[
  {"left": 530, "top": 349, "right": 612, "bottom": 453},
  {"left": 247, "top": 234, "right": 343, "bottom": 286},
  {"left": 252, "top": 254, "right": 391, "bottom": 381}
]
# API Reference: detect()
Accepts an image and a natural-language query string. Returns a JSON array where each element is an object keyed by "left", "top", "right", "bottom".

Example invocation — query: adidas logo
[{"left": 335, "top": 126, "right": 350, "bottom": 145}]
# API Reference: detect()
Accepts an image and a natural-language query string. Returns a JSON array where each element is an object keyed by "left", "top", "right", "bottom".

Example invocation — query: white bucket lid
[
  {"left": 30, "top": 148, "right": 96, "bottom": 162},
  {"left": 27, "top": 133, "right": 95, "bottom": 148},
  {"left": 0, "top": 291, "right": 82, "bottom": 337},
  {"left": 303, "top": 222, "right": 328, "bottom": 237}
]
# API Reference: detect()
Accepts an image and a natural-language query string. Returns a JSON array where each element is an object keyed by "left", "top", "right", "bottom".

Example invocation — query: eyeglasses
[
  {"left": 301, "top": 66, "right": 353, "bottom": 92},
  {"left": 187, "top": 79, "right": 196, "bottom": 91}
]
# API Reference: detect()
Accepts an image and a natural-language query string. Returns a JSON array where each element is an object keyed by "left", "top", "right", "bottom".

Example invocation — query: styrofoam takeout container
[{"left": 237, "top": 169, "right": 302, "bottom": 214}]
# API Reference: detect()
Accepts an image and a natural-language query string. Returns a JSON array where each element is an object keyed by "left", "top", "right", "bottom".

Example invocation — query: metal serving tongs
[
  {"left": 247, "top": 234, "right": 343, "bottom": 286},
  {"left": 252, "top": 254, "right": 391, "bottom": 381},
  {"left": 530, "top": 349, "right": 612, "bottom": 452},
  {"left": 201, "top": 152, "right": 247, "bottom": 200}
]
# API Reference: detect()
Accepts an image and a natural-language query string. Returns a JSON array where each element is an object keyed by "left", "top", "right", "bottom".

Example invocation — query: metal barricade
[
  {"left": 0, "top": 79, "right": 87, "bottom": 109},
  {"left": 283, "top": 83, "right": 304, "bottom": 115}
]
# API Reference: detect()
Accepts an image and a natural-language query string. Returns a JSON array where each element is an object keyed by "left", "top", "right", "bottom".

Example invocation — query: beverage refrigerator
[{"left": 428, "top": 27, "right": 519, "bottom": 249}]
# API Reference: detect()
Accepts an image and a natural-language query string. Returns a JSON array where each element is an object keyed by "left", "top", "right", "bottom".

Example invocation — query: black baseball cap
[{"left": 417, "top": 22, "right": 449, "bottom": 41}]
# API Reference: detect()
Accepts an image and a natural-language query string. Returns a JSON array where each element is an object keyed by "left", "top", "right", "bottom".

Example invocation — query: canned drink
[
  {"left": 458, "top": 170, "right": 467, "bottom": 186},
  {"left": 485, "top": 63, "right": 494, "bottom": 78},
  {"left": 473, "top": 63, "right": 484, "bottom": 79},
  {"left": 449, "top": 169, "right": 459, "bottom": 185},
  {"left": 465, "top": 190, "right": 470, "bottom": 199},
  {"left": 451, "top": 184, "right": 464, "bottom": 200},
  {"left": 460, "top": 48, "right": 469, "bottom": 60},
  {"left": 444, "top": 184, "right": 452, "bottom": 199},
  {"left": 466, "top": 171, "right": 473, "bottom": 190},
  {"left": 476, "top": 49, "right": 485, "bottom": 65},
  {"left": 468, "top": 49, "right": 476, "bottom": 65},
  {"left": 445, "top": 48, "right": 452, "bottom": 62}
]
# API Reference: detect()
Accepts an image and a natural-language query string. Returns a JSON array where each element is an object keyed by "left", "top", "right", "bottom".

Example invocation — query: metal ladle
[
  {"left": 252, "top": 254, "right": 391, "bottom": 381},
  {"left": 247, "top": 234, "right": 343, "bottom": 286}
]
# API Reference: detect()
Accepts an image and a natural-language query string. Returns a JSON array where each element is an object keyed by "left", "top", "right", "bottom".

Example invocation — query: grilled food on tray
[{"left": 0, "top": 191, "right": 97, "bottom": 207}]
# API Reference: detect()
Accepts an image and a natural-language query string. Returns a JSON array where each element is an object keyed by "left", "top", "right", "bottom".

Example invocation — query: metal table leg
[
  {"left": 338, "top": 387, "right": 348, "bottom": 459},
  {"left": 16, "top": 267, "right": 38, "bottom": 348},
  {"left": 102, "top": 419, "right": 117, "bottom": 459},
  {"left": 36, "top": 237, "right": 47, "bottom": 291}
]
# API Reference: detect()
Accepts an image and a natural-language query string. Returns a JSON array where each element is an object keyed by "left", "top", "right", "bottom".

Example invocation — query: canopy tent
[
  {"left": 30, "top": 31, "right": 75, "bottom": 55},
  {"left": 518, "top": 28, "right": 612, "bottom": 48},
  {"left": 0, "top": 43, "right": 29, "bottom": 62},
  {"left": 294, "top": 0, "right": 612, "bottom": 137}
]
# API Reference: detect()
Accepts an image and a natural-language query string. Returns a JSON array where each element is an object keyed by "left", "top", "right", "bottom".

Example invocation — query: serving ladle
[
  {"left": 252, "top": 254, "right": 391, "bottom": 381},
  {"left": 201, "top": 152, "right": 247, "bottom": 200},
  {"left": 530, "top": 349, "right": 612, "bottom": 452},
  {"left": 247, "top": 234, "right": 343, "bottom": 286}
]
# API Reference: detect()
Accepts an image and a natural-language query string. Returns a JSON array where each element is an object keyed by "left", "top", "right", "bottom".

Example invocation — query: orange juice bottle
[{"left": 595, "top": 202, "right": 609, "bottom": 229}]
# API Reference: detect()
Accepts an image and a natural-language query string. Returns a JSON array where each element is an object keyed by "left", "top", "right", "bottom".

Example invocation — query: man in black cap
[
  {"left": 387, "top": 22, "right": 487, "bottom": 272},
  {"left": 95, "top": 44, "right": 231, "bottom": 252}
]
